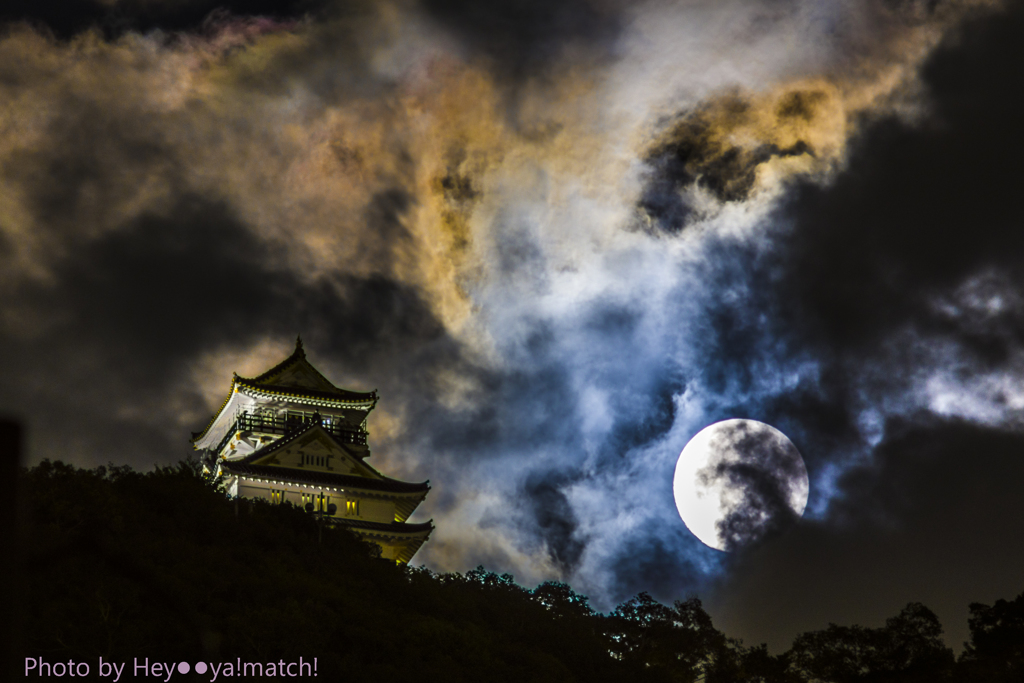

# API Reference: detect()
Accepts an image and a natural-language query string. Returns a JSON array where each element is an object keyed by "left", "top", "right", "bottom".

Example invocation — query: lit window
[{"left": 346, "top": 500, "right": 359, "bottom": 516}]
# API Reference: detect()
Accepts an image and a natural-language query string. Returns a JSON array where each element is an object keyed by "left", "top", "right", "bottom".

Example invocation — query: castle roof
[
  {"left": 334, "top": 518, "right": 435, "bottom": 534},
  {"left": 223, "top": 421, "right": 429, "bottom": 499},
  {"left": 234, "top": 336, "right": 376, "bottom": 404},
  {"left": 191, "top": 337, "right": 376, "bottom": 447},
  {"left": 332, "top": 518, "right": 433, "bottom": 564}
]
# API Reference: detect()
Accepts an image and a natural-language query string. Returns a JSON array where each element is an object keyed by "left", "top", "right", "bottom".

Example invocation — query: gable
[
  {"left": 249, "top": 428, "right": 381, "bottom": 479},
  {"left": 230, "top": 338, "right": 376, "bottom": 404},
  {"left": 254, "top": 357, "right": 341, "bottom": 394}
]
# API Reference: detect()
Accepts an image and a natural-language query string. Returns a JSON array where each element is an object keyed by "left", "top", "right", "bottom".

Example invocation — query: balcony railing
[{"left": 213, "top": 412, "right": 367, "bottom": 455}]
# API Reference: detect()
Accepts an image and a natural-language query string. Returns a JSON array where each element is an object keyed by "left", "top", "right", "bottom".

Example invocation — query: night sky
[{"left": 3, "top": 0, "right": 1023, "bottom": 652}]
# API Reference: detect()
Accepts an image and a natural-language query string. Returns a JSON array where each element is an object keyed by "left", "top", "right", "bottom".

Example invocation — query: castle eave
[
  {"left": 334, "top": 518, "right": 433, "bottom": 564},
  {"left": 223, "top": 462, "right": 429, "bottom": 495},
  {"left": 235, "top": 381, "right": 376, "bottom": 407},
  {"left": 333, "top": 518, "right": 434, "bottom": 536}
]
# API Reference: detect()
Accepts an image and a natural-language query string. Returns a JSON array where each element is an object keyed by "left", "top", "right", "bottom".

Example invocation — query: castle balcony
[{"left": 213, "top": 412, "right": 367, "bottom": 455}]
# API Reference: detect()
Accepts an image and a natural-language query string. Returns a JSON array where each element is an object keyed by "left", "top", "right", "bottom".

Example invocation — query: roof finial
[{"left": 295, "top": 335, "right": 304, "bottom": 355}]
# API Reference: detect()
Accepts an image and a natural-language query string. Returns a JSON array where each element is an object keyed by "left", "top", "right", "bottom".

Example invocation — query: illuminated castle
[{"left": 192, "top": 338, "right": 432, "bottom": 563}]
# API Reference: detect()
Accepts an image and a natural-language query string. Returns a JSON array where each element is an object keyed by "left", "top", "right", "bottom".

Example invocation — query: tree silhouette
[
  {"left": 957, "top": 591, "right": 1024, "bottom": 682},
  {"left": 17, "top": 460, "right": 659, "bottom": 682},
  {"left": 789, "top": 603, "right": 954, "bottom": 682},
  {"left": 608, "top": 592, "right": 741, "bottom": 682},
  {"left": 16, "top": 459, "right": 1024, "bottom": 682}
]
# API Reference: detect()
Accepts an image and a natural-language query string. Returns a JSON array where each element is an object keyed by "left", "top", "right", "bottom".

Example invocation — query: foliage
[
  {"left": 15, "top": 460, "right": 1024, "bottom": 682},
  {"left": 788, "top": 603, "right": 955, "bottom": 683},
  {"left": 957, "top": 593, "right": 1024, "bottom": 682},
  {"left": 16, "top": 460, "right": 644, "bottom": 682},
  {"left": 607, "top": 592, "right": 742, "bottom": 682}
]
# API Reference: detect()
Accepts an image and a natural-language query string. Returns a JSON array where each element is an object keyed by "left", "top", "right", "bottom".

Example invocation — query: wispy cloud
[{"left": 2, "top": 0, "right": 1020, "bottom": 648}]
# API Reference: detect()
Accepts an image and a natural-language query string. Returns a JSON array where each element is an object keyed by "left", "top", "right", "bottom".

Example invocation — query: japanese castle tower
[{"left": 192, "top": 338, "right": 433, "bottom": 563}]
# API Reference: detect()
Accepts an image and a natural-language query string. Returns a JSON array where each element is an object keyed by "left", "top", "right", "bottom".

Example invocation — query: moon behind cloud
[{"left": 674, "top": 419, "right": 809, "bottom": 551}]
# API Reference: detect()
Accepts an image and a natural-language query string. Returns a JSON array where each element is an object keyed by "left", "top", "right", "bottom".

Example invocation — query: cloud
[
  {"left": 708, "top": 414, "right": 1024, "bottom": 652},
  {"left": 765, "top": 0, "right": 1024, "bottom": 358},
  {"left": 691, "top": 2, "right": 1024, "bottom": 648},
  {"left": 0, "top": 0, "right": 319, "bottom": 40},
  {"left": 699, "top": 421, "right": 806, "bottom": 550},
  {"left": 637, "top": 83, "right": 842, "bottom": 235},
  {"left": 0, "top": 0, "right": 1019, "bottom": 625},
  {"left": 0, "top": 190, "right": 453, "bottom": 467},
  {"left": 417, "top": 0, "right": 623, "bottom": 85}
]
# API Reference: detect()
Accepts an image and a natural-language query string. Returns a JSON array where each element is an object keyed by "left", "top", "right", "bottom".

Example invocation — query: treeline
[{"left": 15, "top": 460, "right": 1024, "bottom": 682}]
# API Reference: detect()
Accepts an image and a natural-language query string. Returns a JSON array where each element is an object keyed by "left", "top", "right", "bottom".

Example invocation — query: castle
[{"left": 192, "top": 338, "right": 432, "bottom": 563}]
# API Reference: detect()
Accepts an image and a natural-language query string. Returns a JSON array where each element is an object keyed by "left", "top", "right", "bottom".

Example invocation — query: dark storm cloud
[
  {"left": 603, "top": 365, "right": 680, "bottom": 455},
  {"left": 701, "top": 422, "right": 804, "bottom": 550},
  {"left": 418, "top": 0, "right": 621, "bottom": 83},
  {"left": 2, "top": 96, "right": 177, "bottom": 245},
  {"left": 397, "top": 283, "right": 691, "bottom": 578},
  {"left": 0, "top": 190, "right": 450, "bottom": 466},
  {"left": 711, "top": 414, "right": 1024, "bottom": 651},
  {"left": 639, "top": 94, "right": 816, "bottom": 235},
  {"left": 0, "top": 195, "right": 289, "bottom": 464},
  {"left": 689, "top": 0, "right": 1024, "bottom": 648},
  {"left": 2, "top": 0, "right": 1018, "bottom": 620},
  {"left": 47, "top": 196, "right": 288, "bottom": 362},
  {"left": 0, "top": 0, "right": 322, "bottom": 40},
  {"left": 677, "top": 0, "right": 1024, "bottom": 468},
  {"left": 768, "top": 2, "right": 1024, "bottom": 361},
  {"left": 587, "top": 0, "right": 1024, "bottom": 618},
  {"left": 608, "top": 529, "right": 705, "bottom": 603},
  {"left": 406, "top": 323, "right": 581, "bottom": 497},
  {"left": 522, "top": 469, "right": 585, "bottom": 571},
  {"left": 22, "top": 186, "right": 438, "bottom": 367}
]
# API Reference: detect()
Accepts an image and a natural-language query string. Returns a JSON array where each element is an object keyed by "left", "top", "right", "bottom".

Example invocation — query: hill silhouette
[{"left": 15, "top": 459, "right": 1024, "bottom": 682}]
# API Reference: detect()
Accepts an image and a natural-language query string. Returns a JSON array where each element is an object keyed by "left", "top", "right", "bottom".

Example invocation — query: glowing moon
[{"left": 673, "top": 419, "right": 809, "bottom": 551}]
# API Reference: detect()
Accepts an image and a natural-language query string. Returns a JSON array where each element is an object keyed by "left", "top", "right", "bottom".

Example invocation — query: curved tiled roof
[
  {"left": 223, "top": 462, "right": 430, "bottom": 494},
  {"left": 191, "top": 337, "right": 376, "bottom": 444},
  {"left": 190, "top": 381, "right": 237, "bottom": 444},
  {"left": 333, "top": 518, "right": 434, "bottom": 534},
  {"left": 234, "top": 381, "right": 376, "bottom": 405},
  {"left": 334, "top": 517, "right": 433, "bottom": 564},
  {"left": 236, "top": 337, "right": 376, "bottom": 403},
  {"left": 244, "top": 335, "right": 309, "bottom": 384}
]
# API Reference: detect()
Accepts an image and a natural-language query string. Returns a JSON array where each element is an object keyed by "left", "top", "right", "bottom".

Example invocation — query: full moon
[{"left": 673, "top": 419, "right": 809, "bottom": 551}]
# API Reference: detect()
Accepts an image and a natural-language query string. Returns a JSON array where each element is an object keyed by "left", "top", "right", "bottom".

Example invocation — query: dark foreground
[{"left": 13, "top": 460, "right": 1024, "bottom": 682}]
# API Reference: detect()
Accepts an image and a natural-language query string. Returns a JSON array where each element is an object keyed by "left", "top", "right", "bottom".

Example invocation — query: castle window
[
  {"left": 287, "top": 411, "right": 307, "bottom": 430},
  {"left": 346, "top": 500, "right": 359, "bottom": 516}
]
